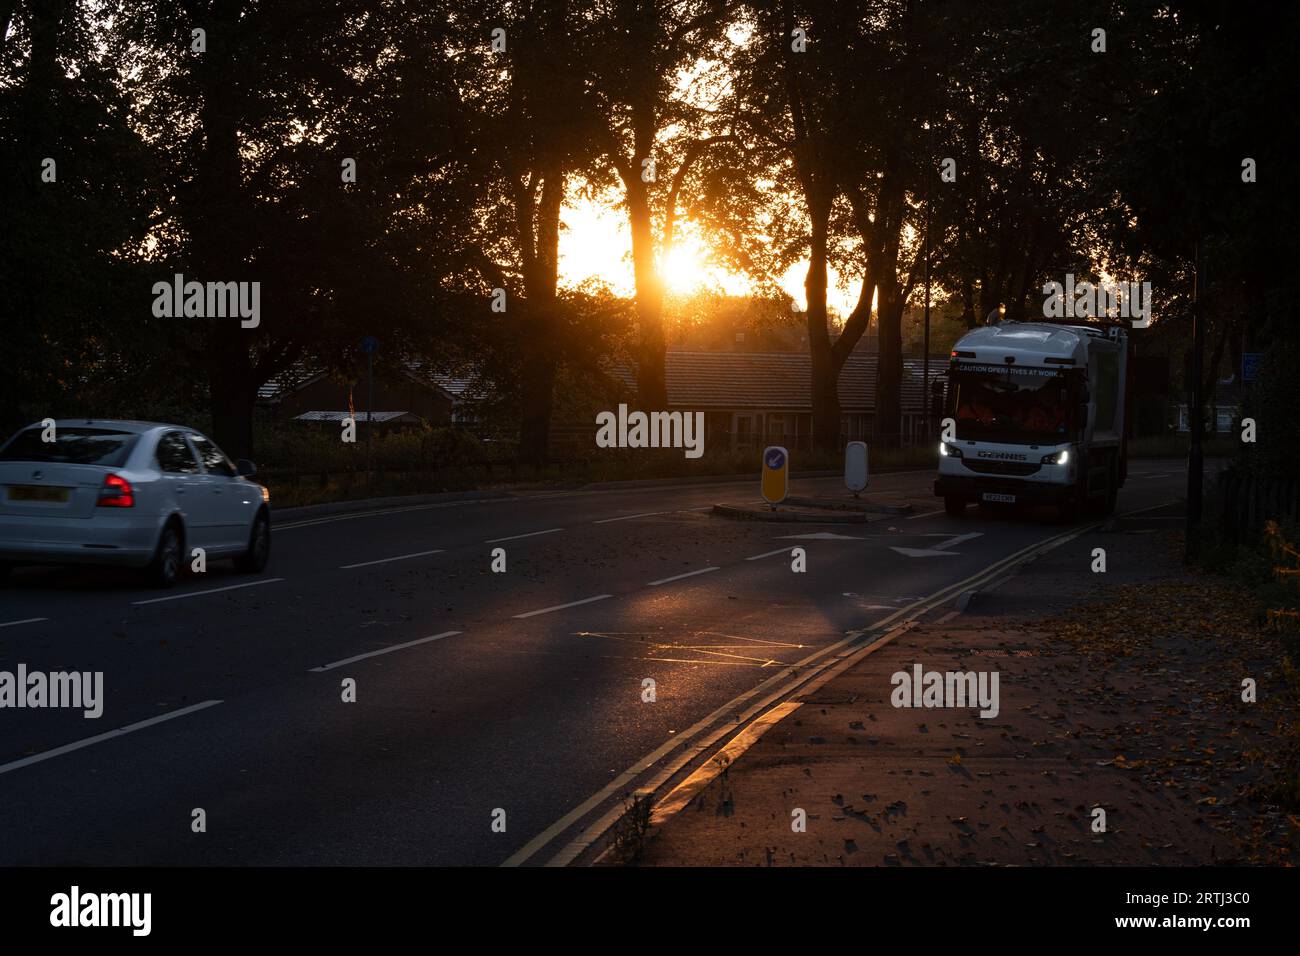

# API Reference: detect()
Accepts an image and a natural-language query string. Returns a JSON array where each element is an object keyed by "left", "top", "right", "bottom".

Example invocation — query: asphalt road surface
[{"left": 0, "top": 463, "right": 1189, "bottom": 866}]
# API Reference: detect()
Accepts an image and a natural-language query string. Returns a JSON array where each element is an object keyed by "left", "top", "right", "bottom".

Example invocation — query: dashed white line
[
  {"left": 0, "top": 617, "right": 48, "bottom": 629},
  {"left": 647, "top": 567, "right": 720, "bottom": 586},
  {"left": 0, "top": 700, "right": 224, "bottom": 776},
  {"left": 514, "top": 594, "right": 613, "bottom": 619},
  {"left": 309, "top": 630, "right": 462, "bottom": 672},
  {"left": 745, "top": 548, "right": 790, "bottom": 561},
  {"left": 593, "top": 511, "right": 670, "bottom": 524},
  {"left": 131, "top": 578, "right": 284, "bottom": 606},
  {"left": 486, "top": 528, "right": 564, "bottom": 544},
  {"left": 339, "top": 549, "right": 444, "bottom": 569}
]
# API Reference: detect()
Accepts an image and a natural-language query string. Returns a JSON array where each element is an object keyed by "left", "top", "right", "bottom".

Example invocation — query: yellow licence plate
[{"left": 8, "top": 485, "right": 71, "bottom": 503}]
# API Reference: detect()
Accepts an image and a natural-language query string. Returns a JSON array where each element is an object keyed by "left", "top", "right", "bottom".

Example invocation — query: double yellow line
[{"left": 503, "top": 516, "right": 1107, "bottom": 867}]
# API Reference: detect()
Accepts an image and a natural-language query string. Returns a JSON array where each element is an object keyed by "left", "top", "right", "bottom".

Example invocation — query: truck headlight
[
  {"left": 940, "top": 442, "right": 963, "bottom": 458},
  {"left": 1040, "top": 449, "right": 1070, "bottom": 465}
]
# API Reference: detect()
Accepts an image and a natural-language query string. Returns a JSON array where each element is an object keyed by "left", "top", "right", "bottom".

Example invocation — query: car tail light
[{"left": 98, "top": 473, "right": 134, "bottom": 507}]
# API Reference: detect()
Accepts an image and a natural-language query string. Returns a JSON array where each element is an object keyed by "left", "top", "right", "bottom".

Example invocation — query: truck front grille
[{"left": 964, "top": 459, "right": 1041, "bottom": 477}]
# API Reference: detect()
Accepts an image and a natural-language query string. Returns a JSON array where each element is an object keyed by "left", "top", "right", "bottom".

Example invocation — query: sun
[{"left": 659, "top": 243, "right": 713, "bottom": 294}]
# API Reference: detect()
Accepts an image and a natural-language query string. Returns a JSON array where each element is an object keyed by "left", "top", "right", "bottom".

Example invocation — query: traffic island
[
  {"left": 784, "top": 495, "right": 914, "bottom": 515},
  {"left": 711, "top": 503, "right": 873, "bottom": 523}
]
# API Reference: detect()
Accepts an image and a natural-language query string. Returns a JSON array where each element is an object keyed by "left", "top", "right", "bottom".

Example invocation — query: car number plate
[
  {"left": 981, "top": 492, "right": 1016, "bottom": 503},
  {"left": 8, "top": 485, "right": 71, "bottom": 503}
]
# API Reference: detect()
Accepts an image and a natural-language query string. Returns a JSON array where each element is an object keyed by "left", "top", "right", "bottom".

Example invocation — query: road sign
[
  {"left": 1242, "top": 352, "right": 1261, "bottom": 382},
  {"left": 844, "top": 441, "right": 868, "bottom": 494},
  {"left": 360, "top": 336, "right": 380, "bottom": 355},
  {"left": 761, "top": 445, "right": 789, "bottom": 506}
]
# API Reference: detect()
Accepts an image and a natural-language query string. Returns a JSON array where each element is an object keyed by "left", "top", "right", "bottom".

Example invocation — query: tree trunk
[
  {"left": 208, "top": 328, "right": 256, "bottom": 460},
  {"left": 518, "top": 343, "right": 558, "bottom": 468},
  {"left": 517, "top": 162, "right": 565, "bottom": 469},
  {"left": 804, "top": 194, "right": 840, "bottom": 454},
  {"left": 628, "top": 177, "right": 667, "bottom": 410},
  {"left": 191, "top": 5, "right": 257, "bottom": 459},
  {"left": 873, "top": 293, "right": 905, "bottom": 449}
]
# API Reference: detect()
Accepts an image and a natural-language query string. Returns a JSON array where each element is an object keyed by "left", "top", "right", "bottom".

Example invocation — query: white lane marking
[
  {"left": 131, "top": 578, "right": 284, "bottom": 606},
  {"left": 513, "top": 594, "right": 613, "bottom": 619},
  {"left": 486, "top": 527, "right": 564, "bottom": 544},
  {"left": 891, "top": 531, "right": 983, "bottom": 558},
  {"left": 309, "top": 630, "right": 462, "bottom": 672},
  {"left": 0, "top": 617, "right": 48, "bottom": 629},
  {"left": 647, "top": 566, "right": 720, "bottom": 587},
  {"left": 594, "top": 511, "right": 670, "bottom": 523},
  {"left": 277, "top": 499, "right": 502, "bottom": 530},
  {"left": 745, "top": 548, "right": 790, "bottom": 561},
  {"left": 906, "top": 508, "right": 946, "bottom": 520},
  {"left": 0, "top": 700, "right": 223, "bottom": 776},
  {"left": 339, "top": 549, "right": 444, "bottom": 569}
]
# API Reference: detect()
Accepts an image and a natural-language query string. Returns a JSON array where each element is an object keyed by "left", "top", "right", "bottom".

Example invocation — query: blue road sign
[
  {"left": 360, "top": 336, "right": 380, "bottom": 355},
  {"left": 1242, "top": 352, "right": 1261, "bottom": 382}
]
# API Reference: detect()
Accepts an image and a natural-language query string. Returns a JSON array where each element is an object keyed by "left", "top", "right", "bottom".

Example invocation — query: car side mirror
[{"left": 236, "top": 459, "right": 257, "bottom": 477}]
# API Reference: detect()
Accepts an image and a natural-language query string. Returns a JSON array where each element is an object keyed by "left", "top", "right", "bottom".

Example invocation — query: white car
[{"left": 0, "top": 420, "right": 270, "bottom": 587}]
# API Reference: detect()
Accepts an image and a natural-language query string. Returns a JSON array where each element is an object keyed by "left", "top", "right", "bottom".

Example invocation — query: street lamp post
[
  {"left": 922, "top": 120, "right": 933, "bottom": 442},
  {"left": 1186, "top": 239, "right": 1204, "bottom": 561}
]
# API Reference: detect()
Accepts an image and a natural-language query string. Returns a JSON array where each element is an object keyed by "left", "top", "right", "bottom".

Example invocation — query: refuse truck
[{"left": 934, "top": 319, "right": 1129, "bottom": 520}]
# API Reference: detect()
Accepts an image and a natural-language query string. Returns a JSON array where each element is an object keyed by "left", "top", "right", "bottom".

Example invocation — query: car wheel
[
  {"left": 944, "top": 495, "right": 966, "bottom": 517},
  {"left": 148, "top": 522, "right": 183, "bottom": 588},
  {"left": 234, "top": 511, "right": 270, "bottom": 573}
]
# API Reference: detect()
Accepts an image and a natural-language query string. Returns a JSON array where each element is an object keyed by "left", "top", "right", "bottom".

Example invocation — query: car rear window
[{"left": 0, "top": 427, "right": 140, "bottom": 466}]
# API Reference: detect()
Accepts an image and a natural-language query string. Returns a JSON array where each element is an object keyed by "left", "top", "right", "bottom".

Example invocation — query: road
[{"left": 0, "top": 463, "right": 1188, "bottom": 865}]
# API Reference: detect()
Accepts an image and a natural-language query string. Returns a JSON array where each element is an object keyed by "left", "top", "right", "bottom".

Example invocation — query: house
[
  {"left": 257, "top": 366, "right": 464, "bottom": 431},
  {"left": 549, "top": 349, "right": 949, "bottom": 457}
]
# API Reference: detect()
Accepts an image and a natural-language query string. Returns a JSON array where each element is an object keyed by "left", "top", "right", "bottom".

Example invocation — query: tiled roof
[
  {"left": 258, "top": 363, "right": 473, "bottom": 403},
  {"left": 292, "top": 410, "right": 417, "bottom": 423},
  {"left": 617, "top": 351, "right": 946, "bottom": 413}
]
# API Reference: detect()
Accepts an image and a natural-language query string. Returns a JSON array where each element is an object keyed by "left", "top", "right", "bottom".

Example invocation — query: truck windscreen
[{"left": 950, "top": 364, "right": 1075, "bottom": 445}]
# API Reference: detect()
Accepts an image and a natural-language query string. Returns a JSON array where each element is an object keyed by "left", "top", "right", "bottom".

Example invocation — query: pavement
[
  {"left": 631, "top": 498, "right": 1297, "bottom": 867},
  {"left": 0, "top": 461, "right": 1192, "bottom": 866}
]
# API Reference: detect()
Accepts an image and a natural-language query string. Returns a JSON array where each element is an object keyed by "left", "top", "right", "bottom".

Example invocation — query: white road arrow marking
[{"left": 890, "top": 531, "right": 984, "bottom": 558}]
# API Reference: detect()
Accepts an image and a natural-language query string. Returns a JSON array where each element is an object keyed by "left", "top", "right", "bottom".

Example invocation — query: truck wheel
[{"left": 944, "top": 495, "right": 966, "bottom": 517}]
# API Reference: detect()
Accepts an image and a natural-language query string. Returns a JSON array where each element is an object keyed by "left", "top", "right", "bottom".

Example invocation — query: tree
[{"left": 585, "top": 0, "right": 735, "bottom": 411}]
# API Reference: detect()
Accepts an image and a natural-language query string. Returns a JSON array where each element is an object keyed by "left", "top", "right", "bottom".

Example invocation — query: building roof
[
  {"left": 261, "top": 351, "right": 945, "bottom": 414},
  {"left": 612, "top": 351, "right": 947, "bottom": 413},
  {"left": 292, "top": 410, "right": 419, "bottom": 423},
  {"left": 258, "top": 364, "right": 470, "bottom": 404}
]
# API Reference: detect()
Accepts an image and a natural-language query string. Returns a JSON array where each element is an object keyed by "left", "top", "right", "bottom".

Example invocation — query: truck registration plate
[{"left": 981, "top": 492, "right": 1016, "bottom": 504}]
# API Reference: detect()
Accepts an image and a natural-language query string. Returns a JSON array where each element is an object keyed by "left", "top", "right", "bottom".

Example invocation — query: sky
[{"left": 556, "top": 185, "right": 863, "bottom": 317}]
